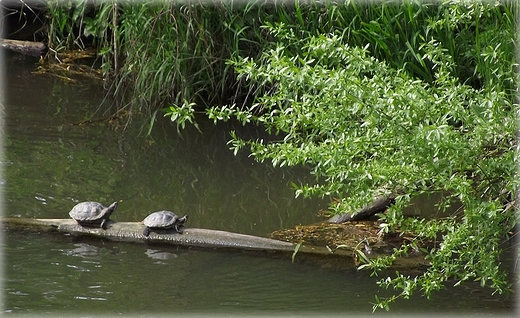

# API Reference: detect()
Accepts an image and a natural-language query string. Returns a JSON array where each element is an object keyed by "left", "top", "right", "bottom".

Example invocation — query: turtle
[
  {"left": 69, "top": 201, "right": 118, "bottom": 229},
  {"left": 142, "top": 211, "right": 188, "bottom": 237}
]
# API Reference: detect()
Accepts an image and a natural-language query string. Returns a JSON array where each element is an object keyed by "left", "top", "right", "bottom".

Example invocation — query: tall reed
[
  {"left": 43, "top": 0, "right": 517, "bottom": 121},
  {"left": 116, "top": 1, "right": 264, "bottom": 114}
]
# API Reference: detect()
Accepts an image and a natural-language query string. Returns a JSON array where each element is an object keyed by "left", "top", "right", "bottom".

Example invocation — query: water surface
[{"left": 2, "top": 52, "right": 516, "bottom": 316}]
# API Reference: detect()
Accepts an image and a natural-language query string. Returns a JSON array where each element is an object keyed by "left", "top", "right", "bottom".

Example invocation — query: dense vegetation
[{"left": 32, "top": 0, "right": 519, "bottom": 310}]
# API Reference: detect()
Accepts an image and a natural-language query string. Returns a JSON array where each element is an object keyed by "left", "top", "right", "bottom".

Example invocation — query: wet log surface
[{"left": 1, "top": 217, "right": 351, "bottom": 257}]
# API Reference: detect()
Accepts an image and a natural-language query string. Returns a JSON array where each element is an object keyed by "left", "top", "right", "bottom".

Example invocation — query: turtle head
[
  {"left": 178, "top": 215, "right": 188, "bottom": 225},
  {"left": 104, "top": 201, "right": 119, "bottom": 217}
]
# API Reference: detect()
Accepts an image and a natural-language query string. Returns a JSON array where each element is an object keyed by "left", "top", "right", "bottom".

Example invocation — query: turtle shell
[
  {"left": 69, "top": 201, "right": 118, "bottom": 229},
  {"left": 142, "top": 211, "right": 188, "bottom": 236},
  {"left": 143, "top": 211, "right": 183, "bottom": 228}
]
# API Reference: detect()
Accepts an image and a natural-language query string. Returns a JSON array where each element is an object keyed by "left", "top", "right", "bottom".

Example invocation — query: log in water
[
  {"left": 2, "top": 217, "right": 353, "bottom": 258},
  {"left": 0, "top": 39, "right": 48, "bottom": 57}
]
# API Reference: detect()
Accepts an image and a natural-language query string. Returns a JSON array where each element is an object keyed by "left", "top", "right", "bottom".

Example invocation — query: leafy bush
[{"left": 204, "top": 23, "right": 518, "bottom": 309}]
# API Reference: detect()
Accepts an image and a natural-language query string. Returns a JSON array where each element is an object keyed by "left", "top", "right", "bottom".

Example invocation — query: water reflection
[
  {"left": 5, "top": 228, "right": 516, "bottom": 314},
  {"left": 66, "top": 243, "right": 102, "bottom": 258},
  {"left": 145, "top": 248, "right": 182, "bottom": 262}
]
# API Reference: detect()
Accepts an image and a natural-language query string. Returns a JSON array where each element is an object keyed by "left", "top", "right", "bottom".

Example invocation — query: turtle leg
[
  {"left": 143, "top": 227, "right": 151, "bottom": 237},
  {"left": 100, "top": 219, "right": 108, "bottom": 230},
  {"left": 174, "top": 224, "right": 184, "bottom": 234}
]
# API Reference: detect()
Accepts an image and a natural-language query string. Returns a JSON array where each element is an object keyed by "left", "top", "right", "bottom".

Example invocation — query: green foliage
[
  {"left": 45, "top": 0, "right": 119, "bottom": 77},
  {"left": 163, "top": 100, "right": 200, "bottom": 133},
  {"left": 114, "top": 0, "right": 268, "bottom": 119},
  {"left": 292, "top": 242, "right": 302, "bottom": 263},
  {"left": 46, "top": 0, "right": 90, "bottom": 51},
  {"left": 204, "top": 16, "right": 518, "bottom": 309},
  {"left": 44, "top": 0, "right": 516, "bottom": 127}
]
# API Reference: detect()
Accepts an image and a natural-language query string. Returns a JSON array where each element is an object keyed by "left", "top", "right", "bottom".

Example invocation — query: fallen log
[
  {"left": 1, "top": 39, "right": 48, "bottom": 57},
  {"left": 2, "top": 217, "right": 353, "bottom": 258},
  {"left": 3, "top": 217, "right": 431, "bottom": 271}
]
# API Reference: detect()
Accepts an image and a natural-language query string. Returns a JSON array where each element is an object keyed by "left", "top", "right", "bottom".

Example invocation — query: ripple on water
[{"left": 74, "top": 296, "right": 107, "bottom": 301}]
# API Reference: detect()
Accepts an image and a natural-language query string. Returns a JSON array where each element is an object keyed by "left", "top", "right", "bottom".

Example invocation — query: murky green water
[{"left": 2, "top": 53, "right": 516, "bottom": 316}]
